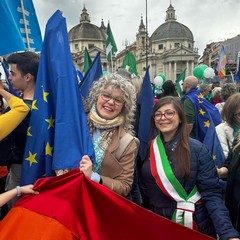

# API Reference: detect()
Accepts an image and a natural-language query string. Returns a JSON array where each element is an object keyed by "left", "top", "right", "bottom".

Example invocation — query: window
[
  {"left": 75, "top": 44, "right": 79, "bottom": 50},
  {"left": 174, "top": 43, "right": 180, "bottom": 48},
  {"left": 88, "top": 44, "right": 94, "bottom": 49},
  {"left": 158, "top": 44, "right": 163, "bottom": 50}
]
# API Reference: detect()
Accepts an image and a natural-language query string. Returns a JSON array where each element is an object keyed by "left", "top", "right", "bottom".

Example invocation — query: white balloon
[
  {"left": 154, "top": 76, "right": 163, "bottom": 86},
  {"left": 204, "top": 67, "right": 215, "bottom": 78}
]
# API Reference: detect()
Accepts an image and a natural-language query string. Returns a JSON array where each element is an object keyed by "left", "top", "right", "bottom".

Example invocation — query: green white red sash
[{"left": 150, "top": 135, "right": 201, "bottom": 229}]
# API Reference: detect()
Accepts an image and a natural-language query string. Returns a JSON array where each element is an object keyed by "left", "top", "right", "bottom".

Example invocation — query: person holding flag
[
  {"left": 80, "top": 73, "right": 139, "bottom": 196},
  {"left": 139, "top": 96, "right": 240, "bottom": 240},
  {"left": 0, "top": 80, "right": 30, "bottom": 141},
  {"left": 0, "top": 52, "right": 39, "bottom": 209},
  {"left": 181, "top": 75, "right": 221, "bottom": 141}
]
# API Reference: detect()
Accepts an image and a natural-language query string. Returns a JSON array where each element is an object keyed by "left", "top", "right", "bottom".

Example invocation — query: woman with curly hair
[
  {"left": 215, "top": 83, "right": 237, "bottom": 114},
  {"left": 79, "top": 73, "right": 139, "bottom": 197}
]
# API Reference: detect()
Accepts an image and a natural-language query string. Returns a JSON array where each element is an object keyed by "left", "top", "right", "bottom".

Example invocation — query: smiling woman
[
  {"left": 139, "top": 96, "right": 240, "bottom": 239},
  {"left": 79, "top": 73, "right": 139, "bottom": 197}
]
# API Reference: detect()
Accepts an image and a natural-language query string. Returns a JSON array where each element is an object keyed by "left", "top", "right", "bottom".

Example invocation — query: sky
[{"left": 33, "top": 0, "right": 240, "bottom": 56}]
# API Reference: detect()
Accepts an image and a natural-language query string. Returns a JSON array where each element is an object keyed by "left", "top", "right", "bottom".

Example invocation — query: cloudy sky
[{"left": 33, "top": 0, "right": 240, "bottom": 56}]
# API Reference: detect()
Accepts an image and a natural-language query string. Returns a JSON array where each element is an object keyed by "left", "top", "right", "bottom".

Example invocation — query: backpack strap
[{"left": 115, "top": 133, "right": 139, "bottom": 160}]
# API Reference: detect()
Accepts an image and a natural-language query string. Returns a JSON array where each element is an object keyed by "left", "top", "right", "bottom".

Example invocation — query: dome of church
[
  {"left": 68, "top": 5, "right": 106, "bottom": 41},
  {"left": 69, "top": 22, "right": 106, "bottom": 41},
  {"left": 151, "top": 21, "right": 193, "bottom": 41},
  {"left": 150, "top": 4, "right": 193, "bottom": 42}
]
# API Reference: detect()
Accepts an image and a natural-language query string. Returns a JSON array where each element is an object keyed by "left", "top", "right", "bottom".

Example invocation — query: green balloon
[
  {"left": 200, "top": 64, "right": 208, "bottom": 70},
  {"left": 103, "top": 71, "right": 109, "bottom": 76},
  {"left": 157, "top": 73, "right": 166, "bottom": 82},
  {"left": 193, "top": 66, "right": 204, "bottom": 79}
]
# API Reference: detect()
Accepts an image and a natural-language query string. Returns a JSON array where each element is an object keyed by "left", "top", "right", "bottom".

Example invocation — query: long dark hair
[{"left": 151, "top": 96, "right": 191, "bottom": 180}]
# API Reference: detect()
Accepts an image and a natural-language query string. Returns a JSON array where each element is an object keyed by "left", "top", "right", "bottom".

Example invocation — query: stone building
[
  {"left": 116, "top": 3, "right": 200, "bottom": 80},
  {"left": 68, "top": 6, "right": 109, "bottom": 72}
]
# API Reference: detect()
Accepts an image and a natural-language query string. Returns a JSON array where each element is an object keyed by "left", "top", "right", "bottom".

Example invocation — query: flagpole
[
  {"left": 111, "top": 51, "right": 113, "bottom": 73},
  {"left": 20, "top": 0, "right": 31, "bottom": 51},
  {"left": 145, "top": 0, "right": 148, "bottom": 69}
]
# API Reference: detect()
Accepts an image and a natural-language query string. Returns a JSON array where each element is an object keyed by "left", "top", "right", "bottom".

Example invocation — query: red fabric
[
  {"left": 0, "top": 207, "right": 76, "bottom": 240},
  {"left": 6, "top": 169, "right": 214, "bottom": 240},
  {"left": 0, "top": 166, "right": 8, "bottom": 178}
]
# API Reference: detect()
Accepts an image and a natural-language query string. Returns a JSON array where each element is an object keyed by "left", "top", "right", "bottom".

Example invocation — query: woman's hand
[
  {"left": 79, "top": 155, "right": 93, "bottom": 178},
  {"left": 21, "top": 184, "right": 39, "bottom": 195}
]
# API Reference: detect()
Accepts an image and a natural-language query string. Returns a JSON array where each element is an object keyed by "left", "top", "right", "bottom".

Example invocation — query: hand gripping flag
[
  {"left": 0, "top": 0, "right": 42, "bottom": 55},
  {"left": 0, "top": 169, "right": 214, "bottom": 240},
  {"left": 21, "top": 10, "right": 95, "bottom": 185}
]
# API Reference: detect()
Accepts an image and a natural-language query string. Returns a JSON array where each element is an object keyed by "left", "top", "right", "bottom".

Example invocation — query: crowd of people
[{"left": 0, "top": 51, "right": 240, "bottom": 239}]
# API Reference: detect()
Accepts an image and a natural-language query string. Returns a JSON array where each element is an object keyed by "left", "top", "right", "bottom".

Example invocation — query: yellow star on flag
[
  {"left": 204, "top": 120, "right": 210, "bottom": 128},
  {"left": 31, "top": 100, "right": 38, "bottom": 110},
  {"left": 45, "top": 142, "right": 53, "bottom": 156},
  {"left": 27, "top": 126, "right": 32, "bottom": 136},
  {"left": 198, "top": 99, "right": 203, "bottom": 104},
  {"left": 42, "top": 86, "right": 49, "bottom": 102},
  {"left": 45, "top": 115, "right": 55, "bottom": 129},
  {"left": 25, "top": 151, "right": 38, "bottom": 167},
  {"left": 198, "top": 93, "right": 204, "bottom": 99},
  {"left": 199, "top": 109, "right": 206, "bottom": 116}
]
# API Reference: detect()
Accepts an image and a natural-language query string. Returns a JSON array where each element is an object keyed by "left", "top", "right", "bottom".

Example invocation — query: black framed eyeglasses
[
  {"left": 154, "top": 110, "right": 176, "bottom": 120},
  {"left": 100, "top": 92, "right": 124, "bottom": 106}
]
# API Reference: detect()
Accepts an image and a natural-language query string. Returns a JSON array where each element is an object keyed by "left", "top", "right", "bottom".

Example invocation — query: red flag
[{"left": 0, "top": 169, "right": 213, "bottom": 240}]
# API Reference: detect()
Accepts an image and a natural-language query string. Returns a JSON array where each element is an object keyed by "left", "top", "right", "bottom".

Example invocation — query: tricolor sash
[{"left": 150, "top": 136, "right": 201, "bottom": 229}]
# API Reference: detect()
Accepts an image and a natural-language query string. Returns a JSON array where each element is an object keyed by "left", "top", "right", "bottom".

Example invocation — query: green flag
[
  {"left": 122, "top": 50, "right": 138, "bottom": 76},
  {"left": 106, "top": 22, "right": 117, "bottom": 61},
  {"left": 83, "top": 47, "right": 92, "bottom": 75},
  {"left": 175, "top": 68, "right": 186, "bottom": 97}
]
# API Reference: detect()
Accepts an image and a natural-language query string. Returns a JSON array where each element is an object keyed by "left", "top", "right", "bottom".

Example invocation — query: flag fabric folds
[
  {"left": 0, "top": 169, "right": 213, "bottom": 240},
  {"left": 106, "top": 22, "right": 118, "bottom": 61},
  {"left": 183, "top": 89, "right": 224, "bottom": 166},
  {"left": 0, "top": 0, "right": 42, "bottom": 55},
  {"left": 79, "top": 52, "right": 102, "bottom": 100},
  {"left": 83, "top": 47, "right": 92, "bottom": 75},
  {"left": 217, "top": 46, "right": 228, "bottom": 79},
  {"left": 122, "top": 50, "right": 138, "bottom": 76},
  {"left": 203, "top": 115, "right": 225, "bottom": 168},
  {"left": 175, "top": 68, "right": 186, "bottom": 97},
  {"left": 137, "top": 66, "right": 154, "bottom": 161},
  {"left": 21, "top": 10, "right": 95, "bottom": 185},
  {"left": 183, "top": 89, "right": 222, "bottom": 143}
]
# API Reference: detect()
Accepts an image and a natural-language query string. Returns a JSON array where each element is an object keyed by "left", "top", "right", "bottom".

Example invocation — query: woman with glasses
[
  {"left": 139, "top": 96, "right": 240, "bottom": 239},
  {"left": 79, "top": 73, "right": 139, "bottom": 197}
]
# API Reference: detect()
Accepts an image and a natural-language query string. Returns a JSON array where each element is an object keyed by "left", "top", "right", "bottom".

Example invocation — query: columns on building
[
  {"left": 168, "top": 62, "right": 172, "bottom": 80},
  {"left": 174, "top": 61, "right": 177, "bottom": 81}
]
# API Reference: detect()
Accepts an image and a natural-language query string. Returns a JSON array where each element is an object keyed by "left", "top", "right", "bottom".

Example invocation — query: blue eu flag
[
  {"left": 0, "top": 0, "right": 42, "bottom": 55},
  {"left": 137, "top": 66, "right": 154, "bottom": 161},
  {"left": 21, "top": 10, "right": 95, "bottom": 185}
]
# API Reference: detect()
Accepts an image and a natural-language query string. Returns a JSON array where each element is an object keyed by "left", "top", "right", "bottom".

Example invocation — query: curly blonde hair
[{"left": 85, "top": 73, "right": 137, "bottom": 134}]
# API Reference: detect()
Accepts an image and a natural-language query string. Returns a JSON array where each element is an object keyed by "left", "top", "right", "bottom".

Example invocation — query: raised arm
[{"left": 0, "top": 80, "right": 30, "bottom": 140}]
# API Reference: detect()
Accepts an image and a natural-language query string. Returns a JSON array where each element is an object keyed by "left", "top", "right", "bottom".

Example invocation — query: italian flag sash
[{"left": 150, "top": 136, "right": 201, "bottom": 229}]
